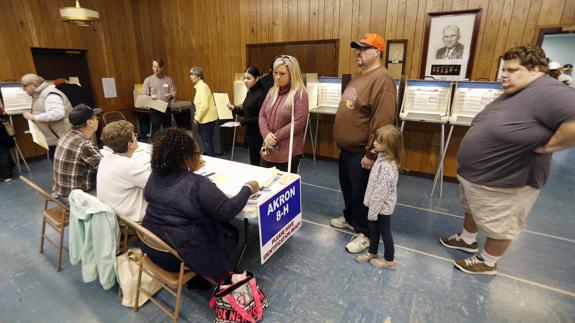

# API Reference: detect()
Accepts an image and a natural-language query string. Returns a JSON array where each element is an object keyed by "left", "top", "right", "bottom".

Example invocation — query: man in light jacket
[{"left": 21, "top": 74, "right": 73, "bottom": 160}]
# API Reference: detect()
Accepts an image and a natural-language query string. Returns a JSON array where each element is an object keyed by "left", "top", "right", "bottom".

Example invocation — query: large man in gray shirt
[{"left": 440, "top": 46, "right": 575, "bottom": 275}]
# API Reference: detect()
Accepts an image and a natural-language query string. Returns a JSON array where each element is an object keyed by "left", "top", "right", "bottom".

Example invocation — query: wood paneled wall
[
  {"left": 0, "top": 0, "right": 142, "bottom": 111},
  {"left": 133, "top": 0, "right": 575, "bottom": 102}
]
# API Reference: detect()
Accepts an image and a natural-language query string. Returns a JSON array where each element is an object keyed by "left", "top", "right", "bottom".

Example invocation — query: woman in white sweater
[{"left": 97, "top": 120, "right": 151, "bottom": 222}]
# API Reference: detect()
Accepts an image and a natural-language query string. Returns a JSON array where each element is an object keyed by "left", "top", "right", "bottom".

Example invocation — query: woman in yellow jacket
[{"left": 190, "top": 67, "right": 219, "bottom": 156}]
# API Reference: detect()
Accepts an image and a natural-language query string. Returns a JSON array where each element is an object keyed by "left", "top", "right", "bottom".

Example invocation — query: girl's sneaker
[
  {"left": 370, "top": 258, "right": 396, "bottom": 270},
  {"left": 355, "top": 252, "right": 377, "bottom": 263}
]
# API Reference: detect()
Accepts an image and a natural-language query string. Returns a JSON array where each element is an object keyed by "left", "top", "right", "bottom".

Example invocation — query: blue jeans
[
  {"left": 338, "top": 149, "right": 370, "bottom": 236},
  {"left": 198, "top": 121, "right": 216, "bottom": 156}
]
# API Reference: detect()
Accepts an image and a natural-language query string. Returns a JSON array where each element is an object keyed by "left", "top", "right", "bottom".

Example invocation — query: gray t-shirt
[{"left": 458, "top": 76, "right": 575, "bottom": 189}]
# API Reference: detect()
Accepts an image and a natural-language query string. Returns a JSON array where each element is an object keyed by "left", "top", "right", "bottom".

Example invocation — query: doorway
[{"left": 31, "top": 48, "right": 95, "bottom": 107}]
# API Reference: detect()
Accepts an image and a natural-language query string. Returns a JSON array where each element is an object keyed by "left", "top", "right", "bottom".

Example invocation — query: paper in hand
[
  {"left": 220, "top": 121, "right": 241, "bottom": 128},
  {"left": 28, "top": 120, "right": 49, "bottom": 150}
]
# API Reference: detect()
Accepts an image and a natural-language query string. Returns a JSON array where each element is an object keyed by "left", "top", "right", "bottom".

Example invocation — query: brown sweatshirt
[{"left": 333, "top": 65, "right": 397, "bottom": 159}]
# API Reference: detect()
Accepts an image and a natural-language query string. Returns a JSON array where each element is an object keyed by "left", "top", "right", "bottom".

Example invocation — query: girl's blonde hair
[
  {"left": 374, "top": 125, "right": 404, "bottom": 168},
  {"left": 269, "top": 55, "right": 306, "bottom": 108}
]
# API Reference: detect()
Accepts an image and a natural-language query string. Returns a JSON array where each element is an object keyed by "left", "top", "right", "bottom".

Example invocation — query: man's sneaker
[
  {"left": 355, "top": 252, "right": 377, "bottom": 263},
  {"left": 370, "top": 258, "right": 396, "bottom": 270},
  {"left": 3, "top": 178, "right": 13, "bottom": 182},
  {"left": 439, "top": 233, "right": 479, "bottom": 253},
  {"left": 454, "top": 254, "right": 497, "bottom": 275},
  {"left": 346, "top": 234, "right": 370, "bottom": 253},
  {"left": 330, "top": 215, "right": 354, "bottom": 230}
]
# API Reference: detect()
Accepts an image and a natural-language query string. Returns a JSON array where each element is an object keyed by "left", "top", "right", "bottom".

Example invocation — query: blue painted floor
[{"left": 1, "top": 147, "right": 574, "bottom": 322}]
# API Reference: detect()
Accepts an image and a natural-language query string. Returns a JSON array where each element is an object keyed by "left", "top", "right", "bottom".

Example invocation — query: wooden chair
[
  {"left": 102, "top": 111, "right": 127, "bottom": 125},
  {"left": 20, "top": 176, "right": 70, "bottom": 272},
  {"left": 117, "top": 214, "right": 213, "bottom": 323}
]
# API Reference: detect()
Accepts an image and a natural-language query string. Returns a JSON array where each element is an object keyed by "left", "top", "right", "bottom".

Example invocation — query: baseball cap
[
  {"left": 68, "top": 103, "right": 102, "bottom": 125},
  {"left": 351, "top": 33, "right": 385, "bottom": 52},
  {"left": 548, "top": 61, "right": 562, "bottom": 70}
]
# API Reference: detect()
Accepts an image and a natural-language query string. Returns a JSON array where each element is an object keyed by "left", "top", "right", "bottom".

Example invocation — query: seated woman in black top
[
  {"left": 142, "top": 128, "right": 260, "bottom": 281},
  {"left": 227, "top": 66, "right": 266, "bottom": 166}
]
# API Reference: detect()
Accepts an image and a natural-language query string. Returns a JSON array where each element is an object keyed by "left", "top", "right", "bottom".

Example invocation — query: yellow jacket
[{"left": 193, "top": 79, "right": 218, "bottom": 124}]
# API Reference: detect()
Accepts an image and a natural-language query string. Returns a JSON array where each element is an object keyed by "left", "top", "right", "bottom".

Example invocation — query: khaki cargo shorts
[{"left": 458, "top": 175, "right": 540, "bottom": 240}]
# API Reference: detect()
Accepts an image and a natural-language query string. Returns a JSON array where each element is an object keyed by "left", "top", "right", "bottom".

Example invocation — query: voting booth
[{"left": 0, "top": 82, "right": 32, "bottom": 174}]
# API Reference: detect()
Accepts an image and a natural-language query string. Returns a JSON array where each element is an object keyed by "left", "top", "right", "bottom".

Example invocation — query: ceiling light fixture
[{"left": 60, "top": 0, "right": 100, "bottom": 27}]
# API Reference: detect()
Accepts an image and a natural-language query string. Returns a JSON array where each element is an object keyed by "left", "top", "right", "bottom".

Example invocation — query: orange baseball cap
[{"left": 351, "top": 33, "right": 385, "bottom": 52}]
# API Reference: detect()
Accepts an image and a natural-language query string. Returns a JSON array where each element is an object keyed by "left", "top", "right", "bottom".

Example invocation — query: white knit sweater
[{"left": 363, "top": 152, "right": 398, "bottom": 220}]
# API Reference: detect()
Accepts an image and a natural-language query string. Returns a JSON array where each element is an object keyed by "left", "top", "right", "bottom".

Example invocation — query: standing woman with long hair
[
  {"left": 227, "top": 66, "right": 266, "bottom": 166},
  {"left": 258, "top": 55, "right": 309, "bottom": 173}
]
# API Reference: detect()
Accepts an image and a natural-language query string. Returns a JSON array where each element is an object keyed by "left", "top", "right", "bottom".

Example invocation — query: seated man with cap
[{"left": 53, "top": 104, "right": 103, "bottom": 202}]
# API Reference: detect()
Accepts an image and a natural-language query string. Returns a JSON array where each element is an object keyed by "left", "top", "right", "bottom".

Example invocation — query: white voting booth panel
[
  {"left": 317, "top": 77, "right": 341, "bottom": 108},
  {"left": 305, "top": 77, "right": 341, "bottom": 166},
  {"left": 400, "top": 80, "right": 452, "bottom": 123},
  {"left": 0, "top": 83, "right": 32, "bottom": 174},
  {"left": 449, "top": 81, "right": 503, "bottom": 125},
  {"left": 399, "top": 80, "right": 452, "bottom": 197},
  {"left": 0, "top": 83, "right": 32, "bottom": 115}
]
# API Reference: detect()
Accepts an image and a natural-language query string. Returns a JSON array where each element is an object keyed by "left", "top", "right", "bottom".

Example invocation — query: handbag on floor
[
  {"left": 210, "top": 271, "right": 268, "bottom": 322},
  {"left": 116, "top": 248, "right": 162, "bottom": 307}
]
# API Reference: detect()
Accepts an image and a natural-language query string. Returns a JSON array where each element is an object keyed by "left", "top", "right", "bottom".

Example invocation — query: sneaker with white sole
[
  {"left": 454, "top": 254, "right": 497, "bottom": 275},
  {"left": 355, "top": 252, "right": 377, "bottom": 263},
  {"left": 370, "top": 258, "right": 396, "bottom": 270},
  {"left": 345, "top": 233, "right": 370, "bottom": 253},
  {"left": 330, "top": 215, "right": 354, "bottom": 230},
  {"left": 439, "top": 233, "right": 479, "bottom": 253}
]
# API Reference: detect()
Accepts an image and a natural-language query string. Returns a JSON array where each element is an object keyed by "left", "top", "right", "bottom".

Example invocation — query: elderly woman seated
[
  {"left": 141, "top": 128, "right": 259, "bottom": 284},
  {"left": 97, "top": 120, "right": 150, "bottom": 222}
]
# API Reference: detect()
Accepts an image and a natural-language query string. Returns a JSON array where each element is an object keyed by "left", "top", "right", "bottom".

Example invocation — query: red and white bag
[{"left": 210, "top": 271, "right": 268, "bottom": 322}]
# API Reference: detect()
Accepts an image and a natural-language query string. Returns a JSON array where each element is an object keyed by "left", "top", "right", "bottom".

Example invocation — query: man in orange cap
[{"left": 331, "top": 33, "right": 398, "bottom": 253}]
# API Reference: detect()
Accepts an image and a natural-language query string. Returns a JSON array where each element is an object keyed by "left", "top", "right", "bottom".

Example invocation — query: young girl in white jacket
[{"left": 355, "top": 125, "right": 403, "bottom": 270}]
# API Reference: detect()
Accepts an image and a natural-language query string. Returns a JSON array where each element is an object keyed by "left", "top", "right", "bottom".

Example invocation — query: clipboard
[
  {"left": 213, "top": 93, "right": 233, "bottom": 120},
  {"left": 135, "top": 94, "right": 168, "bottom": 113}
]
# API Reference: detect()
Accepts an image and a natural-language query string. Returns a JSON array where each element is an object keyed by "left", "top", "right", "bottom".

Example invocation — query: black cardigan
[{"left": 143, "top": 169, "right": 251, "bottom": 280}]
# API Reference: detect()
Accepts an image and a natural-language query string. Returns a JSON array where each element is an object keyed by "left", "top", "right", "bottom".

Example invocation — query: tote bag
[{"left": 116, "top": 248, "right": 162, "bottom": 307}]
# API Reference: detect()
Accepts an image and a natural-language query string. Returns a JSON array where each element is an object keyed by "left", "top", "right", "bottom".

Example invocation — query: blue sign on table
[{"left": 259, "top": 178, "right": 301, "bottom": 245}]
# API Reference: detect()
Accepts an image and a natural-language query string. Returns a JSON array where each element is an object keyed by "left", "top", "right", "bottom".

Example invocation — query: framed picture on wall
[
  {"left": 420, "top": 9, "right": 482, "bottom": 80},
  {"left": 385, "top": 39, "right": 407, "bottom": 79}
]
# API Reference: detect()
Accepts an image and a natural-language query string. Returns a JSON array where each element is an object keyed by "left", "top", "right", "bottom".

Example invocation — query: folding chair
[
  {"left": 118, "top": 214, "right": 215, "bottom": 322},
  {"left": 20, "top": 176, "right": 70, "bottom": 272},
  {"left": 102, "top": 111, "right": 127, "bottom": 125}
]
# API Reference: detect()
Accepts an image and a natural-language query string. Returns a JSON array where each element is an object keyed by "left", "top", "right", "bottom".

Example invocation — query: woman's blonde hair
[
  {"left": 374, "top": 125, "right": 404, "bottom": 168},
  {"left": 269, "top": 55, "right": 306, "bottom": 108}
]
